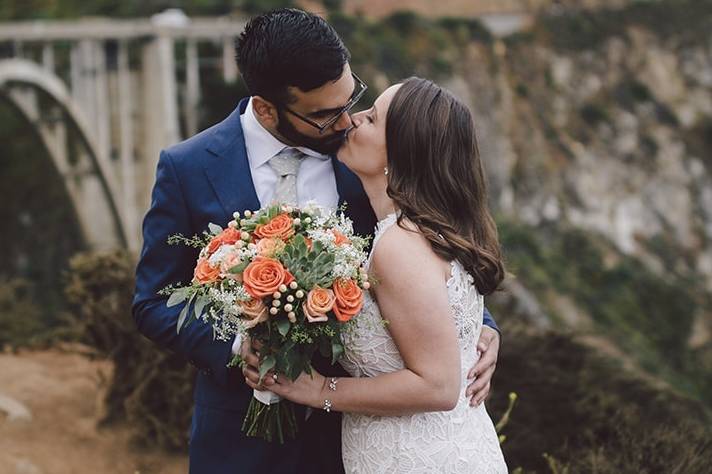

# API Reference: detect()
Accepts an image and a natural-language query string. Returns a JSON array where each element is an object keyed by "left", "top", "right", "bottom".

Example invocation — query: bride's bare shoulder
[{"left": 371, "top": 218, "right": 448, "bottom": 283}]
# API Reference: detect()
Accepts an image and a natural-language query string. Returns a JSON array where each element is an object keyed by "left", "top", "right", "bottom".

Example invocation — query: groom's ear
[{"left": 252, "top": 96, "right": 279, "bottom": 129}]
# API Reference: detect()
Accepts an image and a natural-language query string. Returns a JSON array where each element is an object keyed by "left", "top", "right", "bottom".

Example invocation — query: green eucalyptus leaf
[
  {"left": 276, "top": 318, "right": 290, "bottom": 337},
  {"left": 331, "top": 341, "right": 344, "bottom": 365},
  {"left": 229, "top": 261, "right": 249, "bottom": 274},
  {"left": 194, "top": 295, "right": 209, "bottom": 321},
  {"left": 166, "top": 289, "right": 187, "bottom": 307},
  {"left": 258, "top": 355, "right": 276, "bottom": 382},
  {"left": 177, "top": 303, "right": 190, "bottom": 334}
]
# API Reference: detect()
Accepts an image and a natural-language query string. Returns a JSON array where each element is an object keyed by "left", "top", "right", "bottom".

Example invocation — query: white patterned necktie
[{"left": 268, "top": 147, "right": 305, "bottom": 205}]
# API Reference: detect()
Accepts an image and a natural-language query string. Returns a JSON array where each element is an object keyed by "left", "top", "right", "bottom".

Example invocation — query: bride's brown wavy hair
[{"left": 385, "top": 77, "right": 504, "bottom": 295}]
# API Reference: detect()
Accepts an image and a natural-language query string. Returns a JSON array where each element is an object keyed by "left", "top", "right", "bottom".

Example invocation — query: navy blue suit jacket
[{"left": 132, "top": 98, "right": 499, "bottom": 473}]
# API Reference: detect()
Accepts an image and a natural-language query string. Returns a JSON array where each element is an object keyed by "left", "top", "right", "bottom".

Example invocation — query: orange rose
[
  {"left": 332, "top": 278, "right": 363, "bottom": 322},
  {"left": 242, "top": 256, "right": 294, "bottom": 298},
  {"left": 239, "top": 298, "right": 269, "bottom": 329},
  {"left": 331, "top": 229, "right": 350, "bottom": 246},
  {"left": 254, "top": 213, "right": 295, "bottom": 241},
  {"left": 302, "top": 286, "right": 336, "bottom": 323},
  {"left": 256, "top": 237, "right": 286, "bottom": 258},
  {"left": 193, "top": 258, "right": 221, "bottom": 284},
  {"left": 207, "top": 227, "right": 241, "bottom": 254}
]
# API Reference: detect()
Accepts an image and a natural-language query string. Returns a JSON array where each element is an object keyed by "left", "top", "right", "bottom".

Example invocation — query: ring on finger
[{"left": 272, "top": 373, "right": 279, "bottom": 383}]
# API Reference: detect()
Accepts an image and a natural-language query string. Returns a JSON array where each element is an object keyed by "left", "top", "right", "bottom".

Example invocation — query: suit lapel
[
  {"left": 332, "top": 156, "right": 377, "bottom": 238},
  {"left": 332, "top": 156, "right": 358, "bottom": 209},
  {"left": 203, "top": 98, "right": 261, "bottom": 222}
]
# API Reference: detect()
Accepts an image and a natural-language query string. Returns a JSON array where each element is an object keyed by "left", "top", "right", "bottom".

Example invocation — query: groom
[{"left": 132, "top": 8, "right": 501, "bottom": 474}]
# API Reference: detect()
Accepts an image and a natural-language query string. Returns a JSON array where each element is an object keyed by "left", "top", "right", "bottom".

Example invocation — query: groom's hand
[
  {"left": 466, "top": 326, "right": 500, "bottom": 406},
  {"left": 240, "top": 338, "right": 271, "bottom": 391}
]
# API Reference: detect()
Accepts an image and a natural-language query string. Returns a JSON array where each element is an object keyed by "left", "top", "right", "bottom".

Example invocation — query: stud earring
[{"left": 384, "top": 167, "right": 389, "bottom": 176}]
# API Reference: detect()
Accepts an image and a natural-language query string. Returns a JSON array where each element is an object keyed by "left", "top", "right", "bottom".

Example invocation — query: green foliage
[
  {"left": 614, "top": 78, "right": 653, "bottom": 108},
  {"left": 683, "top": 116, "right": 712, "bottom": 171},
  {"left": 0, "top": 101, "right": 86, "bottom": 331},
  {"left": 194, "top": 60, "right": 251, "bottom": 129},
  {"left": 579, "top": 102, "right": 610, "bottom": 126},
  {"left": 0, "top": 0, "right": 244, "bottom": 20},
  {"left": 498, "top": 219, "right": 712, "bottom": 406},
  {"left": 0, "top": 277, "right": 48, "bottom": 349},
  {"left": 536, "top": 0, "right": 712, "bottom": 51},
  {"left": 489, "top": 325, "right": 712, "bottom": 473},
  {"left": 330, "top": 11, "right": 491, "bottom": 86},
  {"left": 64, "top": 251, "right": 195, "bottom": 450},
  {"left": 236, "top": 0, "right": 294, "bottom": 15},
  {"left": 322, "top": 0, "right": 343, "bottom": 13}
]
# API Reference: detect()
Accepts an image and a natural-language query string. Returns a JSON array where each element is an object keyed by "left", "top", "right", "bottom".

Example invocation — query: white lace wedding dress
[{"left": 339, "top": 213, "right": 508, "bottom": 473}]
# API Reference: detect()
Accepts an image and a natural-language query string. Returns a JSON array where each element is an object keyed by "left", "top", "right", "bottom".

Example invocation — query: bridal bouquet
[{"left": 161, "top": 203, "right": 370, "bottom": 443}]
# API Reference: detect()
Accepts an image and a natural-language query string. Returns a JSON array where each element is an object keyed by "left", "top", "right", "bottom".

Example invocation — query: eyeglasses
[{"left": 281, "top": 72, "right": 368, "bottom": 135}]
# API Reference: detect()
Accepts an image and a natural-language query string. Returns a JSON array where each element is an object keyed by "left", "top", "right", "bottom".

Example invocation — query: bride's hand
[{"left": 244, "top": 369, "right": 327, "bottom": 409}]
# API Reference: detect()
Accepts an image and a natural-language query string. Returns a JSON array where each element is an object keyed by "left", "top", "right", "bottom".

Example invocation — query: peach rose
[
  {"left": 302, "top": 286, "right": 336, "bottom": 323},
  {"left": 207, "top": 227, "right": 241, "bottom": 254},
  {"left": 254, "top": 213, "right": 295, "bottom": 241},
  {"left": 239, "top": 298, "right": 269, "bottom": 329},
  {"left": 256, "top": 238, "right": 286, "bottom": 258},
  {"left": 331, "top": 229, "right": 350, "bottom": 246},
  {"left": 193, "top": 258, "right": 221, "bottom": 284},
  {"left": 332, "top": 278, "right": 363, "bottom": 322},
  {"left": 242, "top": 256, "right": 294, "bottom": 299}
]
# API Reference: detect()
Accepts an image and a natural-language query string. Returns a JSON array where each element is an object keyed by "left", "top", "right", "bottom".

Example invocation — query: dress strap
[{"left": 368, "top": 212, "right": 399, "bottom": 266}]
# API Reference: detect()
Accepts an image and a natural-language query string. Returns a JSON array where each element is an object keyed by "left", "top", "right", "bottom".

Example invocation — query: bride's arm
[{"left": 249, "top": 227, "right": 463, "bottom": 416}]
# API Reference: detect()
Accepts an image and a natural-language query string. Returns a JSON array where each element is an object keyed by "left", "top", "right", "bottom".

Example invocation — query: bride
[{"left": 246, "top": 77, "right": 508, "bottom": 473}]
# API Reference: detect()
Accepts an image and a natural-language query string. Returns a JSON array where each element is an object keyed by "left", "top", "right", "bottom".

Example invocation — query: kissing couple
[{"left": 133, "top": 7, "right": 507, "bottom": 474}]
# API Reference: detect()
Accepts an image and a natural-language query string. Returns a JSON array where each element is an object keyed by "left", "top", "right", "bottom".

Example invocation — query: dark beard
[{"left": 276, "top": 109, "right": 348, "bottom": 155}]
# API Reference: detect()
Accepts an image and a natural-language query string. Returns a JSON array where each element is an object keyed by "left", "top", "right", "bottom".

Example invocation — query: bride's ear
[{"left": 251, "top": 96, "right": 279, "bottom": 128}]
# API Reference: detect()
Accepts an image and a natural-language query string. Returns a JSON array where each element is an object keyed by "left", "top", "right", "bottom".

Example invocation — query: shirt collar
[{"left": 242, "top": 97, "right": 330, "bottom": 167}]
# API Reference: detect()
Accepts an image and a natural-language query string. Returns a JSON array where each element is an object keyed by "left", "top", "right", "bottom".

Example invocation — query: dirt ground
[{"left": 0, "top": 347, "right": 188, "bottom": 474}]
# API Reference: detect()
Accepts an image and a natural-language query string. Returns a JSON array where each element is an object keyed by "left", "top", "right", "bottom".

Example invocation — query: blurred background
[{"left": 0, "top": 0, "right": 711, "bottom": 472}]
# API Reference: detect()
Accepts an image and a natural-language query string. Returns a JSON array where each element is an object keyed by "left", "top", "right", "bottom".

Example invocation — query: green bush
[
  {"left": 579, "top": 102, "right": 610, "bottom": 126},
  {"left": 330, "top": 11, "right": 492, "bottom": 87},
  {"left": 489, "top": 324, "right": 712, "bottom": 473},
  {"left": 498, "top": 219, "right": 712, "bottom": 406},
  {"left": 64, "top": 250, "right": 195, "bottom": 450},
  {"left": 536, "top": 0, "right": 712, "bottom": 51},
  {"left": 0, "top": 277, "right": 48, "bottom": 349}
]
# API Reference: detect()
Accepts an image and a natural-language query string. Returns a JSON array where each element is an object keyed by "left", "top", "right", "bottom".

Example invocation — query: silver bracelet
[
  {"left": 323, "top": 398, "right": 333, "bottom": 413},
  {"left": 328, "top": 377, "right": 339, "bottom": 391}
]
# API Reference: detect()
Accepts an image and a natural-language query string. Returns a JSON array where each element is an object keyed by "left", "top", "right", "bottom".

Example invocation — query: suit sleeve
[
  {"left": 131, "top": 149, "right": 233, "bottom": 387},
  {"left": 482, "top": 306, "right": 500, "bottom": 338}
]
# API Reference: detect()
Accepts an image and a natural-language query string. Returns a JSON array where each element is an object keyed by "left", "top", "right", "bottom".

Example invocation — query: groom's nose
[{"left": 332, "top": 111, "right": 353, "bottom": 132}]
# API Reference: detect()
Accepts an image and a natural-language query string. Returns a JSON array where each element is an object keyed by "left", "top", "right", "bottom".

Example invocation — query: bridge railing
[{"left": 0, "top": 12, "right": 247, "bottom": 252}]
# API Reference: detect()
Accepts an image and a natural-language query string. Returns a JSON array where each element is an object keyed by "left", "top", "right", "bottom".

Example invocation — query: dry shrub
[
  {"left": 64, "top": 250, "right": 195, "bottom": 451},
  {"left": 0, "top": 276, "right": 46, "bottom": 349},
  {"left": 489, "top": 323, "right": 712, "bottom": 473},
  {"left": 62, "top": 250, "right": 712, "bottom": 465}
]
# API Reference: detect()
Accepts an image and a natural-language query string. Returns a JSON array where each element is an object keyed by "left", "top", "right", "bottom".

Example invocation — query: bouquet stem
[{"left": 241, "top": 396, "right": 298, "bottom": 444}]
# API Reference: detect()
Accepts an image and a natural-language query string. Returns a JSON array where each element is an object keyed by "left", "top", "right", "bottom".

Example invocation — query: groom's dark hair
[{"left": 236, "top": 8, "right": 350, "bottom": 105}]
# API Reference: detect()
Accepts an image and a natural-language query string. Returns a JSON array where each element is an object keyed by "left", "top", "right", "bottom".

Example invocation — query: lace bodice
[
  {"left": 340, "top": 212, "right": 484, "bottom": 381},
  {"left": 339, "top": 213, "right": 507, "bottom": 473}
]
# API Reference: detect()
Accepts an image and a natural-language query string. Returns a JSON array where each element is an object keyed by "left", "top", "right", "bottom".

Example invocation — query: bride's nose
[{"left": 350, "top": 110, "right": 367, "bottom": 127}]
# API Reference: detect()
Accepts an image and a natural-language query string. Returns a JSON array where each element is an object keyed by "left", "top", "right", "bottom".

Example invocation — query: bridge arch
[{"left": 0, "top": 58, "right": 127, "bottom": 250}]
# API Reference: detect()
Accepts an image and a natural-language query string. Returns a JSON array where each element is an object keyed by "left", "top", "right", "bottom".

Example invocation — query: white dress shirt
[
  {"left": 232, "top": 98, "right": 340, "bottom": 355},
  {"left": 240, "top": 97, "right": 339, "bottom": 209}
]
